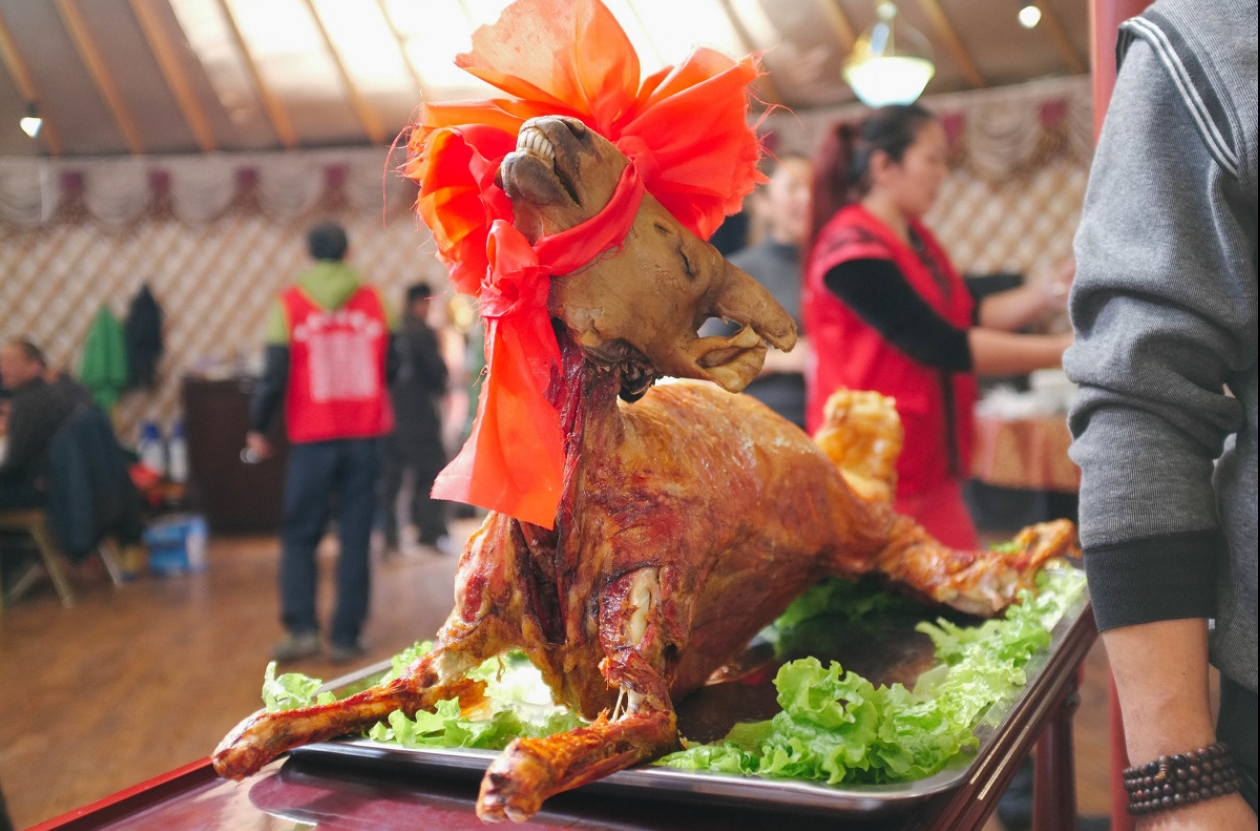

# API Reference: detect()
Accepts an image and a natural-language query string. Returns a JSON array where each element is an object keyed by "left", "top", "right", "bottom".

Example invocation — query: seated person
[
  {"left": 1, "top": 340, "right": 89, "bottom": 595},
  {"left": 0, "top": 340, "right": 85, "bottom": 510}
]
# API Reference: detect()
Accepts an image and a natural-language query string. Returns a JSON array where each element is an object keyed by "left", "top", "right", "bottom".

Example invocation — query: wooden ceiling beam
[
  {"left": 215, "top": 0, "right": 298, "bottom": 149},
  {"left": 53, "top": 0, "right": 145, "bottom": 153},
  {"left": 0, "top": 8, "right": 62, "bottom": 154},
  {"left": 913, "top": 0, "right": 986, "bottom": 88},
  {"left": 301, "top": 0, "right": 388, "bottom": 145},
  {"left": 374, "top": 0, "right": 433, "bottom": 106},
  {"left": 129, "top": 0, "right": 217, "bottom": 152},
  {"left": 0, "top": 11, "right": 37, "bottom": 104},
  {"left": 814, "top": 0, "right": 857, "bottom": 52},
  {"left": 1036, "top": 1, "right": 1087, "bottom": 75},
  {"left": 454, "top": 0, "right": 478, "bottom": 29},
  {"left": 717, "top": 0, "right": 783, "bottom": 106}
]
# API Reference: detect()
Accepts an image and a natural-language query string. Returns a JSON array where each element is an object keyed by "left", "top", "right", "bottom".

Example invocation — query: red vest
[
  {"left": 804, "top": 205, "right": 977, "bottom": 497},
  {"left": 281, "top": 285, "right": 394, "bottom": 443}
]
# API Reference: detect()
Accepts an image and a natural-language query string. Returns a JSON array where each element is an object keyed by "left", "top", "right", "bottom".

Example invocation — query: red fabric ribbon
[
  {"left": 432, "top": 164, "right": 646, "bottom": 528},
  {"left": 409, "top": 0, "right": 762, "bottom": 528}
]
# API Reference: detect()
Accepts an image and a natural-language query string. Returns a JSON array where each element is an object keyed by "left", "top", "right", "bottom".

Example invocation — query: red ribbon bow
[{"left": 408, "top": 0, "right": 763, "bottom": 528}]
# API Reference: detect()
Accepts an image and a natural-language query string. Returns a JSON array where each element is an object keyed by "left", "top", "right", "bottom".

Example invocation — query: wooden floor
[{"left": 0, "top": 525, "right": 1114, "bottom": 830}]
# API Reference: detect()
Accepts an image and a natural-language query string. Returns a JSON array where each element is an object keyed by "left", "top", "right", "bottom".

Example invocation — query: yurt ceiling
[{"left": 0, "top": 0, "right": 1089, "bottom": 159}]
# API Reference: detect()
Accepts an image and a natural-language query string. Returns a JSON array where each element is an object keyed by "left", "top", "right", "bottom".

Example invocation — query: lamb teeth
[
  {"left": 517, "top": 128, "right": 556, "bottom": 162},
  {"left": 535, "top": 133, "right": 555, "bottom": 161}
]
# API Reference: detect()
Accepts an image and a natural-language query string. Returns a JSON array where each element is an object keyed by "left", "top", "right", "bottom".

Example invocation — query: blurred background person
[
  {"left": 0, "top": 340, "right": 85, "bottom": 511},
  {"left": 702, "top": 153, "right": 813, "bottom": 430},
  {"left": 380, "top": 282, "right": 452, "bottom": 555},
  {"left": 1, "top": 340, "right": 76, "bottom": 596},
  {"left": 246, "top": 221, "right": 398, "bottom": 664},
  {"left": 0, "top": 339, "right": 110, "bottom": 597},
  {"left": 805, "top": 104, "right": 1072, "bottom": 549}
]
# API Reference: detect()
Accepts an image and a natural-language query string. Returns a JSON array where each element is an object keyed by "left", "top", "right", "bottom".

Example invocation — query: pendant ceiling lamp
[
  {"left": 843, "top": 2, "right": 936, "bottom": 107},
  {"left": 20, "top": 102, "right": 43, "bottom": 138}
]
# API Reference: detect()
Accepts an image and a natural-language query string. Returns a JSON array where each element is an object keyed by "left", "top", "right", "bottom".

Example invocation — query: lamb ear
[{"left": 710, "top": 260, "right": 798, "bottom": 352}]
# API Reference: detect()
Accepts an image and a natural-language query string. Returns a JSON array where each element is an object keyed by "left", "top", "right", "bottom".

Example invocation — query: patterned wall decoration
[
  {"left": 1, "top": 76, "right": 1091, "bottom": 447},
  {"left": 924, "top": 77, "right": 1091, "bottom": 281},
  {"left": 928, "top": 157, "right": 1087, "bottom": 280},
  {"left": 0, "top": 158, "right": 450, "bottom": 445}
]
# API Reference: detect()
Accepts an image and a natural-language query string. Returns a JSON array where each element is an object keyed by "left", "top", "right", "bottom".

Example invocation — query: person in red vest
[
  {"left": 804, "top": 105, "right": 1072, "bottom": 550},
  {"left": 246, "top": 221, "right": 397, "bottom": 664}
]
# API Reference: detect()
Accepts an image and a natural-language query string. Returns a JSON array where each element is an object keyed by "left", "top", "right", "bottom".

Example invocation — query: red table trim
[{"left": 27, "top": 758, "right": 217, "bottom": 831}]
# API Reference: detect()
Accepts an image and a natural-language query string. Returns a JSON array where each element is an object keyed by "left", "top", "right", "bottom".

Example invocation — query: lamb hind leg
[
  {"left": 814, "top": 388, "right": 1078, "bottom": 615},
  {"left": 870, "top": 517, "right": 1079, "bottom": 616}
]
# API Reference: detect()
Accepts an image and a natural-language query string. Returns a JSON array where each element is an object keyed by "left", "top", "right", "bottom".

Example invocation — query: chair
[
  {"left": 1, "top": 405, "right": 137, "bottom": 609},
  {"left": 0, "top": 507, "right": 125, "bottom": 608}
]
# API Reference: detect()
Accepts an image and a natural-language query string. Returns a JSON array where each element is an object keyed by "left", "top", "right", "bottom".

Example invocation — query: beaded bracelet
[{"left": 1122, "top": 742, "right": 1243, "bottom": 816}]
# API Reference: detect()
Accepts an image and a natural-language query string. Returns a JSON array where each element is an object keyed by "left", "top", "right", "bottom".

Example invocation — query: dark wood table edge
[{"left": 903, "top": 602, "right": 1098, "bottom": 830}]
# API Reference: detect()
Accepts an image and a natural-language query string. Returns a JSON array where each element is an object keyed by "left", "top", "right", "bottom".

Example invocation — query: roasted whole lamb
[{"left": 213, "top": 116, "right": 1077, "bottom": 822}]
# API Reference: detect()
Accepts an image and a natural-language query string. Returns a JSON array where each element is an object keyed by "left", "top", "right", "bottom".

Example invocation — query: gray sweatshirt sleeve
[{"left": 1065, "top": 42, "right": 1254, "bottom": 632}]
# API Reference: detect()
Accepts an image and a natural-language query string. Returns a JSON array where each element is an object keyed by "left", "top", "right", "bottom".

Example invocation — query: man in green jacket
[{"left": 247, "top": 222, "right": 398, "bottom": 665}]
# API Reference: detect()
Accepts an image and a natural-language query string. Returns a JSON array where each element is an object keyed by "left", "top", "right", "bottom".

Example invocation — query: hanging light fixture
[
  {"left": 843, "top": 2, "right": 936, "bottom": 108},
  {"left": 19, "top": 102, "right": 43, "bottom": 138},
  {"left": 1018, "top": 2, "right": 1042, "bottom": 28}
]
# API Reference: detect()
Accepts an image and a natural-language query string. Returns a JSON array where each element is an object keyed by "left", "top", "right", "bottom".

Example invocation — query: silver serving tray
[{"left": 290, "top": 584, "right": 1089, "bottom": 818}]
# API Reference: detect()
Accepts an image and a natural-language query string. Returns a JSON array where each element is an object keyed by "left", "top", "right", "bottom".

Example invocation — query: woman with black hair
[{"left": 804, "top": 104, "right": 1071, "bottom": 549}]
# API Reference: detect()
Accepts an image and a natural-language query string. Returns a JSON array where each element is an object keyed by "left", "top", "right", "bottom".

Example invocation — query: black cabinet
[{"left": 181, "top": 377, "right": 288, "bottom": 534}]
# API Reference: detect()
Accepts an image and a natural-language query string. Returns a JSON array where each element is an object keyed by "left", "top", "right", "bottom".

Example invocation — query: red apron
[
  {"left": 804, "top": 205, "right": 978, "bottom": 547},
  {"left": 281, "top": 286, "right": 394, "bottom": 444}
]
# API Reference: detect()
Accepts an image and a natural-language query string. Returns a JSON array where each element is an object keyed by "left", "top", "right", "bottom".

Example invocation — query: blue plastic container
[{"left": 143, "top": 514, "right": 208, "bottom": 576}]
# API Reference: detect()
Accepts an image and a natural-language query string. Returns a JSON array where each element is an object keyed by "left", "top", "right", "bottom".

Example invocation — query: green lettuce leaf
[
  {"left": 260, "top": 643, "right": 584, "bottom": 749},
  {"left": 757, "top": 575, "right": 923, "bottom": 658},
  {"left": 655, "top": 566, "right": 1086, "bottom": 784},
  {"left": 261, "top": 661, "right": 336, "bottom": 712},
  {"left": 256, "top": 567, "right": 1085, "bottom": 788}
]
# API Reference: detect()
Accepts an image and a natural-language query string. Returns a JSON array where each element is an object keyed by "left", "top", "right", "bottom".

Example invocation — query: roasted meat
[{"left": 214, "top": 116, "right": 1077, "bottom": 822}]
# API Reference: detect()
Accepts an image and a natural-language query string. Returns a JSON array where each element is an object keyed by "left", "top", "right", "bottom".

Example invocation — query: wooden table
[
  {"left": 29, "top": 605, "right": 1097, "bottom": 831},
  {"left": 971, "top": 414, "right": 1079, "bottom": 494}
]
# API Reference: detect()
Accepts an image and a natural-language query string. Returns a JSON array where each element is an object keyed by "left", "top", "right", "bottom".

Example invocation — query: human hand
[
  {"left": 1042, "top": 331, "right": 1074, "bottom": 367},
  {"left": 1134, "top": 793, "right": 1257, "bottom": 831},
  {"left": 245, "top": 431, "right": 272, "bottom": 461},
  {"left": 1039, "top": 259, "right": 1075, "bottom": 310},
  {"left": 758, "top": 338, "right": 808, "bottom": 377}
]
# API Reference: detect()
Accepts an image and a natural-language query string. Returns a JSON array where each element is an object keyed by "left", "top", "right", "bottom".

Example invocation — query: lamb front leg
[
  {"left": 215, "top": 511, "right": 540, "bottom": 780},
  {"left": 477, "top": 567, "right": 679, "bottom": 822},
  {"left": 213, "top": 647, "right": 487, "bottom": 778},
  {"left": 478, "top": 699, "right": 676, "bottom": 822}
]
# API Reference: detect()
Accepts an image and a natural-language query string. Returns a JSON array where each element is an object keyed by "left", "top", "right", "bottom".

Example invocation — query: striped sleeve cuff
[
  {"left": 1084, "top": 530, "right": 1223, "bottom": 632},
  {"left": 1119, "top": 11, "right": 1241, "bottom": 179}
]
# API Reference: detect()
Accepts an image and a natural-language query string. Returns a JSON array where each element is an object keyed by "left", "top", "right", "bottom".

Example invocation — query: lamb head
[{"left": 498, "top": 115, "right": 797, "bottom": 395}]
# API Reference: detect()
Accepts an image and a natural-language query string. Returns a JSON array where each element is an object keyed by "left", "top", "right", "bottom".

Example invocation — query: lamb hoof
[
  {"left": 476, "top": 743, "right": 551, "bottom": 823},
  {"left": 211, "top": 712, "right": 275, "bottom": 779}
]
